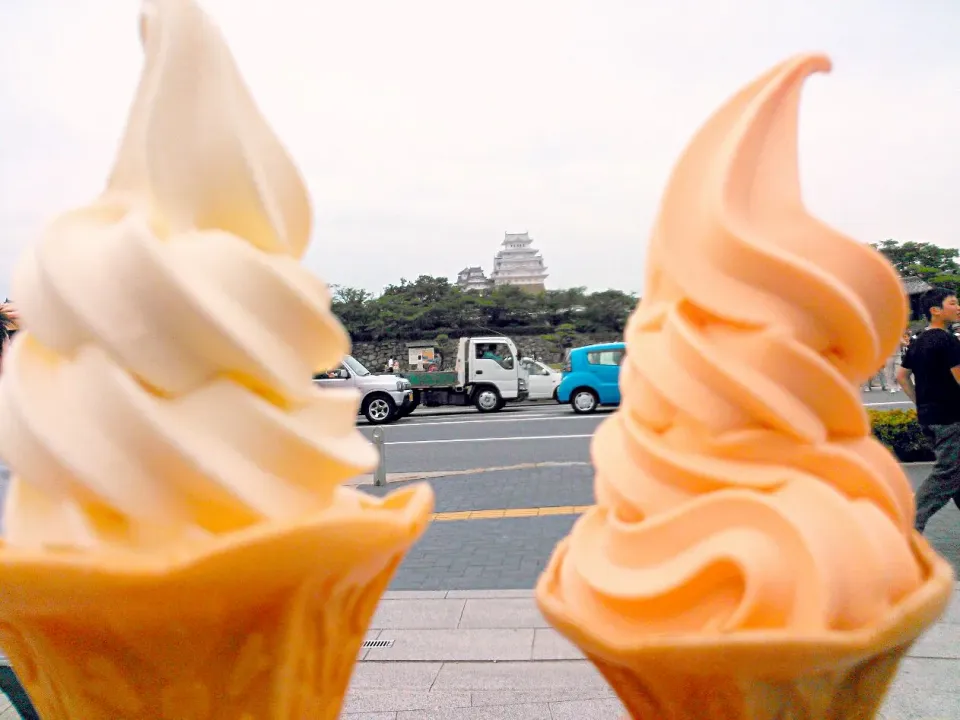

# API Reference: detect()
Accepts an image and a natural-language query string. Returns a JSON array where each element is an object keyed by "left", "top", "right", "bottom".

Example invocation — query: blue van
[{"left": 556, "top": 342, "right": 626, "bottom": 413}]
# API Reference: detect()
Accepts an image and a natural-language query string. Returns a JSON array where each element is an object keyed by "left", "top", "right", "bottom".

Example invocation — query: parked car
[
  {"left": 556, "top": 342, "right": 626, "bottom": 413},
  {"left": 520, "top": 357, "right": 562, "bottom": 400},
  {"left": 313, "top": 355, "right": 415, "bottom": 424}
]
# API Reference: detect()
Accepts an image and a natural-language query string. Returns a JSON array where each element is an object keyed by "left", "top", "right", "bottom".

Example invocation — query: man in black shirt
[{"left": 898, "top": 287, "right": 960, "bottom": 533}]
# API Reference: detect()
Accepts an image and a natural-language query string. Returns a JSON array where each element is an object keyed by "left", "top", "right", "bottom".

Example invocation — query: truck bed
[{"left": 403, "top": 370, "right": 459, "bottom": 388}]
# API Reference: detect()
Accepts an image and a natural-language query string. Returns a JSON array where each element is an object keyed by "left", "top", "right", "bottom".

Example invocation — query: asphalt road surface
[
  {"left": 359, "top": 390, "right": 915, "bottom": 474},
  {"left": 361, "top": 404, "right": 607, "bottom": 473},
  {"left": 368, "top": 463, "right": 959, "bottom": 591},
  {"left": 352, "top": 387, "right": 960, "bottom": 591}
]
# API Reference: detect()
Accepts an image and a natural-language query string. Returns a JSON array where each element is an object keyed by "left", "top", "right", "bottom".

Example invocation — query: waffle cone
[
  {"left": 0, "top": 483, "right": 433, "bottom": 720},
  {"left": 537, "top": 532, "right": 954, "bottom": 720}
]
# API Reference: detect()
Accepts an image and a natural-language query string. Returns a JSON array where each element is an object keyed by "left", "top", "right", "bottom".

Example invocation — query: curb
[
  {"left": 347, "top": 460, "right": 932, "bottom": 487},
  {"left": 346, "top": 461, "right": 591, "bottom": 487}
]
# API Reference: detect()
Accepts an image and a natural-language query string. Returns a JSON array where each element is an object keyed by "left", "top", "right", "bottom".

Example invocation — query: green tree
[
  {"left": 542, "top": 287, "right": 588, "bottom": 326},
  {"left": 329, "top": 275, "right": 639, "bottom": 340},
  {"left": 873, "top": 240, "right": 960, "bottom": 281},
  {"left": 575, "top": 289, "right": 636, "bottom": 333},
  {"left": 330, "top": 285, "right": 377, "bottom": 338}
]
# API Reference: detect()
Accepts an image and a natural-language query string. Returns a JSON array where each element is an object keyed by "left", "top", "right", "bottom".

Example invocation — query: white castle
[
  {"left": 455, "top": 266, "right": 492, "bottom": 292},
  {"left": 456, "top": 232, "right": 548, "bottom": 292}
]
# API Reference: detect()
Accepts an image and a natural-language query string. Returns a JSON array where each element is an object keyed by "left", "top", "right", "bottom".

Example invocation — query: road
[
  {"left": 361, "top": 404, "right": 605, "bottom": 472},
  {"left": 367, "top": 462, "right": 960, "bottom": 592},
  {"left": 359, "top": 389, "right": 915, "bottom": 474},
  {"left": 355, "top": 388, "right": 960, "bottom": 590}
]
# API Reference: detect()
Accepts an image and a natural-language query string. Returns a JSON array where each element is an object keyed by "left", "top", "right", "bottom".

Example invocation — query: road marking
[
  {"left": 388, "top": 414, "right": 597, "bottom": 429},
  {"left": 425, "top": 461, "right": 931, "bottom": 520},
  {"left": 402, "top": 401, "right": 903, "bottom": 426},
  {"left": 403, "top": 413, "right": 562, "bottom": 425},
  {"left": 432, "top": 505, "right": 593, "bottom": 522},
  {"left": 387, "top": 434, "right": 595, "bottom": 445}
]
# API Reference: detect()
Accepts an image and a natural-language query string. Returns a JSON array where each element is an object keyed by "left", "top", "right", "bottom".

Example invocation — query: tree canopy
[
  {"left": 873, "top": 239, "right": 960, "bottom": 292},
  {"left": 330, "top": 276, "right": 637, "bottom": 341}
]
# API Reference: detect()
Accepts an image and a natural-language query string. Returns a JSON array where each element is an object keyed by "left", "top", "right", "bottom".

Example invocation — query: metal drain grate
[{"left": 361, "top": 639, "right": 395, "bottom": 649}]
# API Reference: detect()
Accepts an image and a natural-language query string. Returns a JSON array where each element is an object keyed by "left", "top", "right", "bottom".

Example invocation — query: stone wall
[{"left": 350, "top": 332, "right": 621, "bottom": 372}]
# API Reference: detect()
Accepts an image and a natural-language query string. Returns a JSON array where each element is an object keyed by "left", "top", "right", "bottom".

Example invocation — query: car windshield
[{"left": 343, "top": 355, "right": 371, "bottom": 377}]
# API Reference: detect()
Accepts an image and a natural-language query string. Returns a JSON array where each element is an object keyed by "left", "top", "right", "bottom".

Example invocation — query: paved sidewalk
[{"left": 341, "top": 587, "right": 960, "bottom": 720}]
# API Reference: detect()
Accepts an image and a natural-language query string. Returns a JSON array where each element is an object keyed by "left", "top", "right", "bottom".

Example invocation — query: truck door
[{"left": 470, "top": 340, "right": 519, "bottom": 399}]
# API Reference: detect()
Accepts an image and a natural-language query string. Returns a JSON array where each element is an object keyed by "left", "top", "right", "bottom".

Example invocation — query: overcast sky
[{"left": 0, "top": 0, "right": 956, "bottom": 299}]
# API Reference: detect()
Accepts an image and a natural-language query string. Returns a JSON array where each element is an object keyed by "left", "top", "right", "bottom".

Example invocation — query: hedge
[{"left": 869, "top": 408, "right": 934, "bottom": 462}]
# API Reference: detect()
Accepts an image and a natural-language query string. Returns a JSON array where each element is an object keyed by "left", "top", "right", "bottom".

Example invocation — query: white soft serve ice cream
[{"left": 0, "top": 0, "right": 377, "bottom": 550}]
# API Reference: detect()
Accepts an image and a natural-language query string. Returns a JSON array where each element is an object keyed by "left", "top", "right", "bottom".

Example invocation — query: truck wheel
[
  {"left": 363, "top": 394, "right": 396, "bottom": 424},
  {"left": 474, "top": 387, "right": 502, "bottom": 413},
  {"left": 571, "top": 388, "right": 598, "bottom": 414}
]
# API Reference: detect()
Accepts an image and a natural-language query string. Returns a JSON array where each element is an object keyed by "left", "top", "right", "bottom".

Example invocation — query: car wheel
[
  {"left": 363, "top": 394, "right": 396, "bottom": 424},
  {"left": 571, "top": 388, "right": 598, "bottom": 414},
  {"left": 474, "top": 387, "right": 502, "bottom": 413}
]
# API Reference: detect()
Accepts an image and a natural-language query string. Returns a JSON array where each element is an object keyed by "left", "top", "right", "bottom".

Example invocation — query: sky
[{"left": 0, "top": 0, "right": 957, "bottom": 299}]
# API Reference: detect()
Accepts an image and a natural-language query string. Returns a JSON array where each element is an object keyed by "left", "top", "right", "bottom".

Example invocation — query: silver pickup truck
[{"left": 313, "top": 355, "right": 415, "bottom": 424}]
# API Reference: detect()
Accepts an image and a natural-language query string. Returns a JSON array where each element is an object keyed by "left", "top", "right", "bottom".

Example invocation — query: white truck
[
  {"left": 403, "top": 336, "right": 528, "bottom": 413},
  {"left": 313, "top": 355, "right": 415, "bottom": 425}
]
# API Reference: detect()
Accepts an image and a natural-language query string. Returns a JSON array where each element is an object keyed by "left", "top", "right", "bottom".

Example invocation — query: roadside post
[{"left": 372, "top": 427, "right": 387, "bottom": 487}]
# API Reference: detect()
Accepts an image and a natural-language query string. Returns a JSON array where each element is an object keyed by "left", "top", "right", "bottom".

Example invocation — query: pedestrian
[
  {"left": 883, "top": 349, "right": 899, "bottom": 393},
  {"left": 900, "top": 331, "right": 912, "bottom": 358},
  {"left": 891, "top": 331, "right": 911, "bottom": 394},
  {"left": 863, "top": 367, "right": 889, "bottom": 392},
  {"left": 0, "top": 301, "right": 41, "bottom": 720},
  {"left": 897, "top": 287, "right": 960, "bottom": 534}
]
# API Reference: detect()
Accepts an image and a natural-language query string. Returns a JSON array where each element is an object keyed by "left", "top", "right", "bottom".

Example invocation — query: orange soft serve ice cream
[
  {"left": 0, "top": 1, "right": 432, "bottom": 718},
  {"left": 537, "top": 54, "right": 953, "bottom": 719}
]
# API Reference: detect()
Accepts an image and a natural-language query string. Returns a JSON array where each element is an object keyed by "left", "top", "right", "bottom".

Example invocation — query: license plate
[{"left": 407, "top": 392, "right": 414, "bottom": 401}]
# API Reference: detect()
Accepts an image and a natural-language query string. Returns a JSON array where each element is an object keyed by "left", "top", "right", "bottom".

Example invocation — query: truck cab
[
  {"left": 313, "top": 355, "right": 414, "bottom": 424},
  {"left": 457, "top": 336, "right": 527, "bottom": 411}
]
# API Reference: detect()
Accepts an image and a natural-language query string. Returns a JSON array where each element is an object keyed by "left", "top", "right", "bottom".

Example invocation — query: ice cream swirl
[
  {"left": 554, "top": 55, "right": 923, "bottom": 636},
  {"left": 0, "top": 0, "right": 377, "bottom": 550}
]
